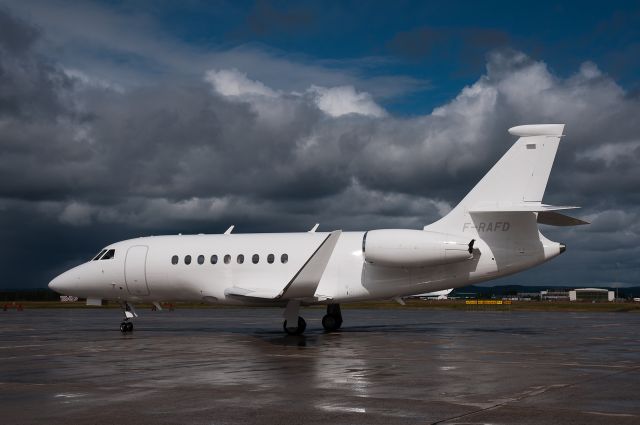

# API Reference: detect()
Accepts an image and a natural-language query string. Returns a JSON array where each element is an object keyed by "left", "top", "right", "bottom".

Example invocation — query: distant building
[
  {"left": 540, "top": 290, "right": 570, "bottom": 301},
  {"left": 516, "top": 292, "right": 541, "bottom": 301},
  {"left": 60, "top": 295, "right": 79, "bottom": 302},
  {"left": 569, "top": 288, "right": 614, "bottom": 302}
]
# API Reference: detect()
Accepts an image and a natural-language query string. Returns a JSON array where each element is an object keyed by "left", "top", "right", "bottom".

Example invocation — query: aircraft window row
[
  {"left": 92, "top": 249, "right": 115, "bottom": 261},
  {"left": 170, "top": 253, "right": 288, "bottom": 265}
]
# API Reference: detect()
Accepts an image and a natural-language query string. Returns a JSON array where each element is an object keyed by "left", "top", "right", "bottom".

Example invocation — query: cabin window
[
  {"left": 281, "top": 253, "right": 288, "bottom": 264},
  {"left": 171, "top": 255, "right": 178, "bottom": 265},
  {"left": 252, "top": 254, "right": 259, "bottom": 264},
  {"left": 92, "top": 249, "right": 107, "bottom": 261},
  {"left": 185, "top": 255, "right": 192, "bottom": 265},
  {"left": 197, "top": 255, "right": 204, "bottom": 265},
  {"left": 267, "top": 253, "right": 274, "bottom": 264},
  {"left": 101, "top": 249, "right": 115, "bottom": 260},
  {"left": 224, "top": 254, "right": 231, "bottom": 264},
  {"left": 237, "top": 254, "right": 244, "bottom": 264},
  {"left": 210, "top": 255, "right": 218, "bottom": 264}
]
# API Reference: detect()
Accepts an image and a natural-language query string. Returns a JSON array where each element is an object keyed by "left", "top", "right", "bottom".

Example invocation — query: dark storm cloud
[
  {"left": 1, "top": 7, "right": 640, "bottom": 287},
  {"left": 0, "top": 8, "right": 73, "bottom": 120},
  {"left": 0, "top": 5, "right": 38, "bottom": 54}
]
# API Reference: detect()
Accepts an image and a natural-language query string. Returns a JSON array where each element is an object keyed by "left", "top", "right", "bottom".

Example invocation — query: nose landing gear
[{"left": 120, "top": 301, "right": 137, "bottom": 333}]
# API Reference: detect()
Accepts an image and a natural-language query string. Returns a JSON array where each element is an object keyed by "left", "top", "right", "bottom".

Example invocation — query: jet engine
[{"left": 363, "top": 229, "right": 474, "bottom": 268}]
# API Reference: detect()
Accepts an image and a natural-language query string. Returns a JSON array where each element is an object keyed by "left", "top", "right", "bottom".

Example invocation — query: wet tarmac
[{"left": 1, "top": 307, "right": 639, "bottom": 424}]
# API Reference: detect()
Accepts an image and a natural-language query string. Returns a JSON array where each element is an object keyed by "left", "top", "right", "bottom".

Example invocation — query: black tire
[
  {"left": 297, "top": 316, "right": 306, "bottom": 333},
  {"left": 120, "top": 323, "right": 128, "bottom": 333},
  {"left": 322, "top": 314, "right": 337, "bottom": 331},
  {"left": 322, "top": 315, "right": 342, "bottom": 331},
  {"left": 283, "top": 316, "right": 306, "bottom": 335},
  {"left": 126, "top": 322, "right": 133, "bottom": 332}
]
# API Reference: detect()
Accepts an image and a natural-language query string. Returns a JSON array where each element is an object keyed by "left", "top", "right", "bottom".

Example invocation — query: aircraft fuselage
[{"left": 50, "top": 230, "right": 560, "bottom": 306}]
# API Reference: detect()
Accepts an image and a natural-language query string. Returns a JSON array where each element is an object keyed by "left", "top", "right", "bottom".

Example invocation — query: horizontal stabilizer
[
  {"left": 537, "top": 211, "right": 589, "bottom": 226},
  {"left": 470, "top": 203, "right": 580, "bottom": 213}
]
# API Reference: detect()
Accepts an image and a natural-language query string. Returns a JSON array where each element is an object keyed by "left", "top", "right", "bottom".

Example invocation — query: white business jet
[{"left": 49, "top": 124, "right": 587, "bottom": 335}]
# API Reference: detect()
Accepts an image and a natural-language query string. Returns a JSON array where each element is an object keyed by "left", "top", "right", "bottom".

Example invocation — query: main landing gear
[
  {"left": 282, "top": 301, "right": 343, "bottom": 335},
  {"left": 120, "top": 301, "right": 137, "bottom": 333},
  {"left": 322, "top": 304, "right": 342, "bottom": 332},
  {"left": 283, "top": 300, "right": 306, "bottom": 335},
  {"left": 283, "top": 317, "right": 307, "bottom": 335}
]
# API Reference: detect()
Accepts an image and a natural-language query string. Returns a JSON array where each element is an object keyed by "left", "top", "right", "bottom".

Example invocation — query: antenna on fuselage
[{"left": 224, "top": 225, "right": 234, "bottom": 235}]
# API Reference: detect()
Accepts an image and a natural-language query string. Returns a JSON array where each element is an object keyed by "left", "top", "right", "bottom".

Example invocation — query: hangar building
[{"left": 569, "top": 288, "right": 614, "bottom": 302}]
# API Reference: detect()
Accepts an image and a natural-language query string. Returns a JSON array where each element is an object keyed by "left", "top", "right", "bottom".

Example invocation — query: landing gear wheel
[
  {"left": 283, "top": 317, "right": 306, "bottom": 335},
  {"left": 126, "top": 322, "right": 133, "bottom": 332},
  {"left": 322, "top": 314, "right": 341, "bottom": 331},
  {"left": 322, "top": 304, "right": 343, "bottom": 332},
  {"left": 120, "top": 322, "right": 128, "bottom": 333}
]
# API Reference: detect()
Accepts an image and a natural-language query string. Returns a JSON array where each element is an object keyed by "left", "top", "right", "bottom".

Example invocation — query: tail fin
[{"left": 426, "top": 124, "right": 568, "bottom": 235}]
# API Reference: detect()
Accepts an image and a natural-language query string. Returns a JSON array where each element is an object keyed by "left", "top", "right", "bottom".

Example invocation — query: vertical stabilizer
[{"left": 426, "top": 124, "right": 564, "bottom": 236}]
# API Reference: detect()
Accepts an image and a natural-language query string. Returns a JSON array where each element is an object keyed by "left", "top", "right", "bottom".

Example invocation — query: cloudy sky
[{"left": 1, "top": 0, "right": 639, "bottom": 289}]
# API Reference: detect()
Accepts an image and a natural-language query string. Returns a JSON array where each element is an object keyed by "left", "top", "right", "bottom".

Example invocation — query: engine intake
[{"left": 363, "top": 229, "right": 474, "bottom": 268}]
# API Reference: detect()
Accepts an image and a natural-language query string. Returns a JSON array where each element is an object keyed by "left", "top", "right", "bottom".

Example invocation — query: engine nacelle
[{"left": 363, "top": 229, "right": 474, "bottom": 268}]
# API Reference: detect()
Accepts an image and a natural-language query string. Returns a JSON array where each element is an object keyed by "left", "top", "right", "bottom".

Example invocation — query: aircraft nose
[
  {"left": 49, "top": 271, "right": 73, "bottom": 294},
  {"left": 48, "top": 275, "right": 62, "bottom": 293}
]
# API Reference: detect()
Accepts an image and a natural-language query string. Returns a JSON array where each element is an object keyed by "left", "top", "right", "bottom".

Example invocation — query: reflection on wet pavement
[{"left": 1, "top": 308, "right": 639, "bottom": 424}]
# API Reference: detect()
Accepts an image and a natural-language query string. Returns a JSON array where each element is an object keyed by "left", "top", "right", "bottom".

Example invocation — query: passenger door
[{"left": 125, "top": 245, "right": 150, "bottom": 296}]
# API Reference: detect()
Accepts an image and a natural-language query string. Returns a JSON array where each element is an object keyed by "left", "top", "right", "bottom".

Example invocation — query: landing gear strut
[
  {"left": 120, "top": 301, "right": 137, "bottom": 333},
  {"left": 322, "top": 303, "right": 342, "bottom": 332},
  {"left": 283, "top": 300, "right": 306, "bottom": 335}
]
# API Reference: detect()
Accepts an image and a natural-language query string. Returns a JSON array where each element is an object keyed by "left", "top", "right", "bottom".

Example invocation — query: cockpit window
[
  {"left": 92, "top": 249, "right": 107, "bottom": 261},
  {"left": 100, "top": 249, "right": 115, "bottom": 260}
]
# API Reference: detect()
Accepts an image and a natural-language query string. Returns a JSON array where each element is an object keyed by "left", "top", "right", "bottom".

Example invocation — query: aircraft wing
[
  {"left": 224, "top": 286, "right": 284, "bottom": 300},
  {"left": 224, "top": 230, "right": 342, "bottom": 300}
]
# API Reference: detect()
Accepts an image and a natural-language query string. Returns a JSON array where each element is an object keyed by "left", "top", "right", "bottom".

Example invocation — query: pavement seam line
[{"left": 430, "top": 364, "right": 640, "bottom": 424}]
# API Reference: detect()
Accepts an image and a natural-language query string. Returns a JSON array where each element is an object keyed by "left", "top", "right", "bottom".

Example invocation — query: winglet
[
  {"left": 224, "top": 225, "right": 234, "bottom": 235},
  {"left": 308, "top": 223, "right": 320, "bottom": 233}
]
